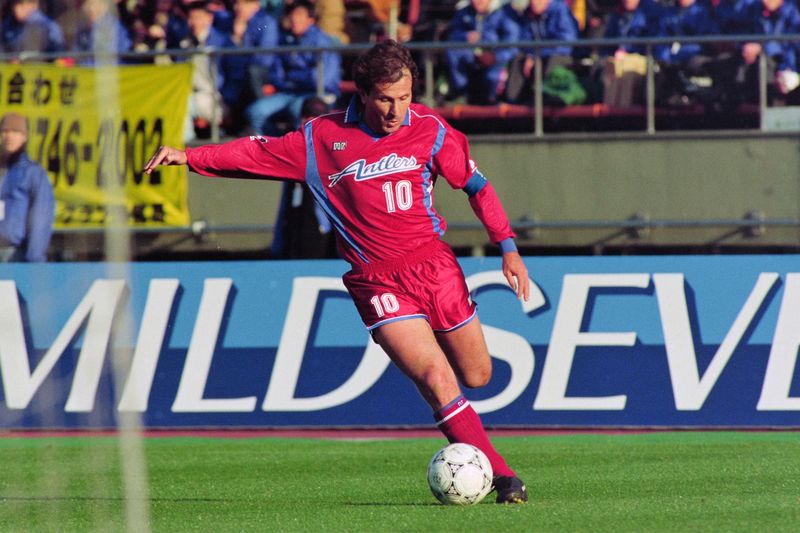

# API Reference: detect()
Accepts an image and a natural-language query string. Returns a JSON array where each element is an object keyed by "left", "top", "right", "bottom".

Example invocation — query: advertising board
[{"left": 1, "top": 256, "right": 798, "bottom": 428}]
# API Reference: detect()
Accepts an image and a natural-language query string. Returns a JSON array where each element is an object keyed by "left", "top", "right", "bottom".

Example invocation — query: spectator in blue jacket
[
  {"left": 0, "top": 113, "right": 54, "bottom": 263},
  {"left": 602, "top": 0, "right": 665, "bottom": 57},
  {"left": 72, "top": 0, "right": 133, "bottom": 64},
  {"left": 502, "top": 0, "right": 581, "bottom": 104},
  {"left": 599, "top": 0, "right": 664, "bottom": 106},
  {"left": 216, "top": 0, "right": 280, "bottom": 134},
  {"left": 713, "top": 0, "right": 800, "bottom": 105},
  {"left": 658, "top": 0, "right": 721, "bottom": 106},
  {"left": 709, "top": 0, "right": 756, "bottom": 35},
  {"left": 662, "top": 0, "right": 719, "bottom": 65},
  {"left": 442, "top": 0, "right": 517, "bottom": 105},
  {"left": 246, "top": 0, "right": 341, "bottom": 135},
  {"left": 1, "top": 0, "right": 65, "bottom": 56},
  {"left": 230, "top": 0, "right": 280, "bottom": 98},
  {"left": 176, "top": 0, "right": 235, "bottom": 140}
]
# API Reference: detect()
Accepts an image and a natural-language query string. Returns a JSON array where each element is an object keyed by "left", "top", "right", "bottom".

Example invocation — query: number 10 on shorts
[{"left": 370, "top": 293, "right": 400, "bottom": 317}]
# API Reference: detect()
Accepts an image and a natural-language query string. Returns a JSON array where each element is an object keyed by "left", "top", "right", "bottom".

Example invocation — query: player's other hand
[
  {"left": 502, "top": 251, "right": 530, "bottom": 302},
  {"left": 143, "top": 145, "right": 188, "bottom": 175}
]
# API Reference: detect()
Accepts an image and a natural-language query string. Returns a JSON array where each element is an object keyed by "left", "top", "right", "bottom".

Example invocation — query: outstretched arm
[
  {"left": 144, "top": 135, "right": 308, "bottom": 182},
  {"left": 143, "top": 145, "right": 187, "bottom": 174}
]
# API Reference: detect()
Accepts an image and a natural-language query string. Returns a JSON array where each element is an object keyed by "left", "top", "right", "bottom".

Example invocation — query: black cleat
[{"left": 493, "top": 475, "right": 528, "bottom": 504}]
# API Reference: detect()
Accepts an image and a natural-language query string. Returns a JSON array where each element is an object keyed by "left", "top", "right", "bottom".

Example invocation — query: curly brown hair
[{"left": 351, "top": 40, "right": 420, "bottom": 95}]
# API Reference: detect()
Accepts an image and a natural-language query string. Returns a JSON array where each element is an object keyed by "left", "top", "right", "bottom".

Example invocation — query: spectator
[
  {"left": 0, "top": 113, "right": 55, "bottom": 263},
  {"left": 502, "top": 0, "right": 582, "bottom": 105},
  {"left": 217, "top": 0, "right": 280, "bottom": 134},
  {"left": 178, "top": 0, "right": 235, "bottom": 141},
  {"left": 209, "top": 0, "right": 235, "bottom": 30},
  {"left": 246, "top": 0, "right": 341, "bottom": 136},
  {"left": 72, "top": 0, "right": 133, "bottom": 64},
  {"left": 602, "top": 0, "right": 664, "bottom": 57},
  {"left": 583, "top": 0, "right": 619, "bottom": 39},
  {"left": 1, "top": 0, "right": 66, "bottom": 57},
  {"left": 709, "top": 0, "right": 754, "bottom": 35},
  {"left": 712, "top": 0, "right": 800, "bottom": 106},
  {"left": 361, "top": 0, "right": 414, "bottom": 42},
  {"left": 315, "top": 0, "right": 350, "bottom": 44},
  {"left": 442, "top": 0, "right": 517, "bottom": 105},
  {"left": 118, "top": 0, "right": 189, "bottom": 63},
  {"left": 270, "top": 96, "right": 337, "bottom": 259},
  {"left": 658, "top": 0, "right": 720, "bottom": 107},
  {"left": 599, "top": 0, "right": 663, "bottom": 106}
]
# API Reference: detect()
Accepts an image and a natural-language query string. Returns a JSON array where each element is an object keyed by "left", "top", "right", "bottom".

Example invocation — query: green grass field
[{"left": 0, "top": 431, "right": 798, "bottom": 532}]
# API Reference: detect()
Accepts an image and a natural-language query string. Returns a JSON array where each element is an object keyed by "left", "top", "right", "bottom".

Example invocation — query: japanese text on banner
[{"left": 0, "top": 63, "right": 192, "bottom": 227}]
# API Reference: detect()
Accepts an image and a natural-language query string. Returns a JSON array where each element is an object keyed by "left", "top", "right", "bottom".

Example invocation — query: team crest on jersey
[
  {"left": 328, "top": 153, "right": 421, "bottom": 187},
  {"left": 332, "top": 141, "right": 347, "bottom": 151}
]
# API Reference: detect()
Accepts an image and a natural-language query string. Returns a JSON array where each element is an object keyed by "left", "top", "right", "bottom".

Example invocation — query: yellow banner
[{"left": 0, "top": 63, "right": 192, "bottom": 227}]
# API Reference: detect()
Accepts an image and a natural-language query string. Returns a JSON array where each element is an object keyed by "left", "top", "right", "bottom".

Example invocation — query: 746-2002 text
[{"left": 32, "top": 116, "right": 164, "bottom": 187}]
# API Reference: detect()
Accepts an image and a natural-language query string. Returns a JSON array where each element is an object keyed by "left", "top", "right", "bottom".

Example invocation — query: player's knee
[
  {"left": 461, "top": 365, "right": 492, "bottom": 389},
  {"left": 417, "top": 362, "right": 461, "bottom": 401}
]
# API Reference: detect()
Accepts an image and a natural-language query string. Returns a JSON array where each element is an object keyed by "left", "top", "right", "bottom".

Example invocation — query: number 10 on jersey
[{"left": 382, "top": 180, "right": 412, "bottom": 213}]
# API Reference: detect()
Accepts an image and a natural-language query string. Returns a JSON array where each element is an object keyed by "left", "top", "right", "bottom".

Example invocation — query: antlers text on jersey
[{"left": 328, "top": 153, "right": 422, "bottom": 188}]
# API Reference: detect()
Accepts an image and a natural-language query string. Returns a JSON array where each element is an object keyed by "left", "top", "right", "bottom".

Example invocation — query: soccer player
[{"left": 144, "top": 39, "right": 530, "bottom": 504}]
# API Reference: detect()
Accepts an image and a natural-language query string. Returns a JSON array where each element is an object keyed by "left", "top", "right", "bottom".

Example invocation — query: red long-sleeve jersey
[{"left": 186, "top": 99, "right": 516, "bottom": 267}]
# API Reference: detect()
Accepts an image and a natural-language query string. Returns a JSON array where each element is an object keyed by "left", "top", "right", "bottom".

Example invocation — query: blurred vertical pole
[
  {"left": 534, "top": 47, "right": 543, "bottom": 138},
  {"left": 209, "top": 48, "right": 221, "bottom": 142},
  {"left": 388, "top": 1, "right": 398, "bottom": 41},
  {"left": 646, "top": 44, "right": 655, "bottom": 135},
  {"left": 316, "top": 51, "right": 324, "bottom": 96},
  {"left": 423, "top": 50, "right": 435, "bottom": 107},
  {"left": 94, "top": 5, "right": 151, "bottom": 532},
  {"left": 758, "top": 51, "right": 768, "bottom": 131}
]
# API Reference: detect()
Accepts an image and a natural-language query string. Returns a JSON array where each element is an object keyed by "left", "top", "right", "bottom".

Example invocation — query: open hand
[
  {"left": 502, "top": 251, "right": 530, "bottom": 301},
  {"left": 143, "top": 145, "right": 187, "bottom": 175}
]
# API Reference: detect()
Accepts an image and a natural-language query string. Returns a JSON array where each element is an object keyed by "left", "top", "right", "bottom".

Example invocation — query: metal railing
[
  {"left": 3, "top": 32, "right": 799, "bottom": 139},
  {"left": 5, "top": 35, "right": 800, "bottom": 252}
]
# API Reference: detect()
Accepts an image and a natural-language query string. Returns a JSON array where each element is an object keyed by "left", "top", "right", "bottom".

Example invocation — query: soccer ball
[{"left": 427, "top": 443, "right": 493, "bottom": 505}]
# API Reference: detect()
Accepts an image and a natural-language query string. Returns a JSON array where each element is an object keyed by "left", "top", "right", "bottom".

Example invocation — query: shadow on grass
[
  {"left": 0, "top": 495, "right": 237, "bottom": 503},
  {"left": 343, "top": 502, "right": 479, "bottom": 507}
]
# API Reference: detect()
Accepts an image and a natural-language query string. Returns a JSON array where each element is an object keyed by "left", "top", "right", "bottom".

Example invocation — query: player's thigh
[
  {"left": 434, "top": 317, "right": 492, "bottom": 389},
  {"left": 372, "top": 318, "right": 461, "bottom": 407}
]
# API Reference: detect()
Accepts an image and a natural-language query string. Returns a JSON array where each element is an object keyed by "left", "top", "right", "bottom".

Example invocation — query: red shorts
[{"left": 343, "top": 239, "right": 477, "bottom": 332}]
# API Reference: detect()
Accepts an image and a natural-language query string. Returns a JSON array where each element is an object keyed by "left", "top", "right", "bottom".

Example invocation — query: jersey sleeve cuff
[{"left": 499, "top": 238, "right": 518, "bottom": 254}]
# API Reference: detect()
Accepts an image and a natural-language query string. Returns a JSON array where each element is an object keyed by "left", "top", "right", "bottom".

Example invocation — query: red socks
[{"left": 433, "top": 395, "right": 515, "bottom": 477}]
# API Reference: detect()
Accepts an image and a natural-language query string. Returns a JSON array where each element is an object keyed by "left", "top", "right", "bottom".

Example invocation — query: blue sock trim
[{"left": 434, "top": 394, "right": 466, "bottom": 420}]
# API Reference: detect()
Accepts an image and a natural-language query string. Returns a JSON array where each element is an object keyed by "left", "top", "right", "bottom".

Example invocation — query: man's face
[
  {"left": 471, "top": 0, "right": 492, "bottom": 14},
  {"left": 1, "top": 128, "right": 27, "bottom": 155},
  {"left": 359, "top": 68, "right": 413, "bottom": 136},
  {"left": 762, "top": 0, "right": 783, "bottom": 12},
  {"left": 530, "top": 0, "right": 551, "bottom": 16},
  {"left": 13, "top": 1, "right": 38, "bottom": 22},
  {"left": 187, "top": 8, "right": 214, "bottom": 35},
  {"left": 81, "top": 0, "right": 107, "bottom": 22},
  {"left": 234, "top": 0, "right": 260, "bottom": 19},
  {"left": 621, "top": 0, "right": 640, "bottom": 12},
  {"left": 287, "top": 6, "right": 315, "bottom": 37}
]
